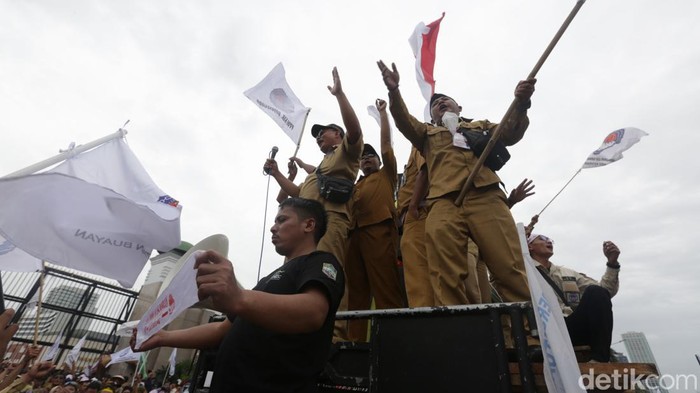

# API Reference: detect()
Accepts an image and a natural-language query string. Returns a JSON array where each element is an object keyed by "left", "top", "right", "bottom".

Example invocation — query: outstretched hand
[
  {"left": 377, "top": 60, "right": 400, "bottom": 91},
  {"left": 508, "top": 178, "right": 535, "bottom": 207},
  {"left": 327, "top": 67, "right": 343, "bottom": 96}
]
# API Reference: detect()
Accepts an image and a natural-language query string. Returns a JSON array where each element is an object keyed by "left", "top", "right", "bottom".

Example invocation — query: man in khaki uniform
[
  {"left": 528, "top": 234, "right": 620, "bottom": 362},
  {"left": 264, "top": 67, "right": 363, "bottom": 340},
  {"left": 397, "top": 146, "right": 432, "bottom": 308},
  {"left": 345, "top": 99, "right": 405, "bottom": 341},
  {"left": 377, "top": 60, "right": 536, "bottom": 306}
]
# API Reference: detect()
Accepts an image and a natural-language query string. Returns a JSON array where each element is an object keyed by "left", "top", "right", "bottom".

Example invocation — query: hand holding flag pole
[{"left": 455, "top": 0, "right": 587, "bottom": 206}]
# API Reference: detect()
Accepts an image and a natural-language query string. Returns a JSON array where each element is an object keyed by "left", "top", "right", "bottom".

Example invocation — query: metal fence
[{"left": 2, "top": 265, "right": 138, "bottom": 371}]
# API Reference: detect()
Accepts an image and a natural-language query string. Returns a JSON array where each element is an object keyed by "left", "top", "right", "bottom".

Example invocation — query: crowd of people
[{"left": 0, "top": 309, "right": 190, "bottom": 393}]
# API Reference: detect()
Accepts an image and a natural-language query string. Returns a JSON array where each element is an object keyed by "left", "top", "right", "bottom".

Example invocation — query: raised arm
[
  {"left": 276, "top": 160, "right": 298, "bottom": 203},
  {"left": 377, "top": 60, "right": 428, "bottom": 152},
  {"left": 328, "top": 67, "right": 362, "bottom": 146}
]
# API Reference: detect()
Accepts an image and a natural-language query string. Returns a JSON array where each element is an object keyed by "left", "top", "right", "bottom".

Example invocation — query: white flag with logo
[
  {"left": 517, "top": 224, "right": 584, "bottom": 392},
  {"left": 106, "top": 346, "right": 142, "bottom": 367},
  {"left": 65, "top": 334, "right": 87, "bottom": 368},
  {"left": 244, "top": 62, "right": 310, "bottom": 144},
  {"left": 582, "top": 127, "right": 648, "bottom": 169},
  {"left": 135, "top": 251, "right": 201, "bottom": 349},
  {"left": 168, "top": 348, "right": 177, "bottom": 376},
  {"left": 0, "top": 136, "right": 181, "bottom": 287},
  {"left": 41, "top": 332, "right": 63, "bottom": 362},
  {"left": 409, "top": 13, "right": 445, "bottom": 122}
]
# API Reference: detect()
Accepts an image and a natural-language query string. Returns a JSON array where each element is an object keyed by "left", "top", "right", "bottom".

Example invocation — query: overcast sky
[{"left": 1, "top": 0, "right": 699, "bottom": 387}]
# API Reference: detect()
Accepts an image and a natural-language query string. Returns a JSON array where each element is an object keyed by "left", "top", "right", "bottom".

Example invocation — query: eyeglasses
[
  {"left": 361, "top": 153, "right": 377, "bottom": 160},
  {"left": 535, "top": 235, "right": 554, "bottom": 244}
]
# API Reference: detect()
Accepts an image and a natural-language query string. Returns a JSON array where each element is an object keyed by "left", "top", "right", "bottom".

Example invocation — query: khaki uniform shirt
[
  {"left": 298, "top": 134, "right": 363, "bottom": 216},
  {"left": 535, "top": 261, "right": 620, "bottom": 316},
  {"left": 352, "top": 148, "right": 398, "bottom": 228},
  {"left": 388, "top": 90, "right": 529, "bottom": 199},
  {"left": 396, "top": 146, "right": 426, "bottom": 214}
]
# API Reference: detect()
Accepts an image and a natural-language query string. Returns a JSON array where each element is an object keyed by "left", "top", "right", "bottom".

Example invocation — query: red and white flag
[
  {"left": 0, "top": 135, "right": 181, "bottom": 287},
  {"left": 244, "top": 62, "right": 311, "bottom": 145},
  {"left": 134, "top": 251, "right": 201, "bottom": 349},
  {"left": 582, "top": 127, "right": 648, "bottom": 169},
  {"left": 409, "top": 13, "right": 445, "bottom": 122}
]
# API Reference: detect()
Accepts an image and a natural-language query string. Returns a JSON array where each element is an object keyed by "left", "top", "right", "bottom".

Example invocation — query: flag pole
[
  {"left": 455, "top": 0, "right": 587, "bottom": 206},
  {"left": 3, "top": 128, "right": 128, "bottom": 178},
  {"left": 131, "top": 355, "right": 141, "bottom": 386},
  {"left": 33, "top": 261, "right": 46, "bottom": 346},
  {"left": 292, "top": 108, "right": 311, "bottom": 159},
  {"left": 537, "top": 168, "right": 582, "bottom": 216}
]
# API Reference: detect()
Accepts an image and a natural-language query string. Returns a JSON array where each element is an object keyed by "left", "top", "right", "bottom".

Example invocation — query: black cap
[
  {"left": 311, "top": 123, "right": 345, "bottom": 138},
  {"left": 429, "top": 93, "right": 453, "bottom": 108},
  {"left": 362, "top": 143, "right": 378, "bottom": 157}
]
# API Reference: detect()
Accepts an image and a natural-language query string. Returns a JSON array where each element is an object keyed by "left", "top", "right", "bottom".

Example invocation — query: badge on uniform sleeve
[{"left": 322, "top": 263, "right": 337, "bottom": 281}]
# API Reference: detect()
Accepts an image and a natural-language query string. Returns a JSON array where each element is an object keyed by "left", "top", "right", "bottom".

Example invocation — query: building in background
[{"left": 622, "top": 331, "right": 669, "bottom": 393}]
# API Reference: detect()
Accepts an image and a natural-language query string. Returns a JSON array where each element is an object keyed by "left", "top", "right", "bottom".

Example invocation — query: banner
[
  {"left": 244, "top": 62, "right": 310, "bottom": 144},
  {"left": 582, "top": 127, "right": 648, "bottom": 169},
  {"left": 106, "top": 346, "right": 142, "bottom": 367},
  {"left": 65, "top": 334, "right": 87, "bottom": 368},
  {"left": 135, "top": 251, "right": 202, "bottom": 349},
  {"left": 409, "top": 13, "right": 445, "bottom": 122},
  {"left": 0, "top": 137, "right": 181, "bottom": 287},
  {"left": 41, "top": 332, "right": 63, "bottom": 362},
  {"left": 517, "top": 224, "right": 584, "bottom": 392}
]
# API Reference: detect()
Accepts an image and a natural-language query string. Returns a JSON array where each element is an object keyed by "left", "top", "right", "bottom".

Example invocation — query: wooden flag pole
[{"left": 455, "top": 0, "right": 587, "bottom": 206}]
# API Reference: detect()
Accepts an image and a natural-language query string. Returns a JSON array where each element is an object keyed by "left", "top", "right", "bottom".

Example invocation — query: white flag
[
  {"left": 135, "top": 251, "right": 201, "bottom": 349},
  {"left": 582, "top": 127, "right": 648, "bottom": 169},
  {"left": 106, "top": 346, "right": 142, "bottom": 367},
  {"left": 168, "top": 348, "right": 177, "bottom": 376},
  {"left": 65, "top": 334, "right": 87, "bottom": 368},
  {"left": 518, "top": 224, "right": 584, "bottom": 393},
  {"left": 367, "top": 105, "right": 381, "bottom": 127},
  {"left": 409, "top": 13, "right": 445, "bottom": 122},
  {"left": 41, "top": 332, "right": 63, "bottom": 362},
  {"left": 0, "top": 137, "right": 181, "bottom": 287},
  {"left": 244, "top": 62, "right": 310, "bottom": 144}
]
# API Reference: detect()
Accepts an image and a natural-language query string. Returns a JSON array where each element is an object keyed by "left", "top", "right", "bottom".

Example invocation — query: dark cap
[
  {"left": 362, "top": 143, "right": 378, "bottom": 157},
  {"left": 311, "top": 123, "right": 345, "bottom": 138},
  {"left": 429, "top": 93, "right": 454, "bottom": 108}
]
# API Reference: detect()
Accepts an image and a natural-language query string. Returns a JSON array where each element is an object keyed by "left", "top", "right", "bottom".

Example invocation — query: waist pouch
[
  {"left": 316, "top": 169, "right": 354, "bottom": 203},
  {"left": 459, "top": 127, "right": 511, "bottom": 171}
]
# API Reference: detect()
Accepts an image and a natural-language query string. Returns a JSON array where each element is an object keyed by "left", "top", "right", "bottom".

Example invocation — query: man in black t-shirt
[{"left": 133, "top": 198, "right": 344, "bottom": 393}]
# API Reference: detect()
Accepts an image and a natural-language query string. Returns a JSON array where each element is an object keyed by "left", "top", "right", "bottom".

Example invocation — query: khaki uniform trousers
[
  {"left": 318, "top": 211, "right": 351, "bottom": 341},
  {"left": 345, "top": 220, "right": 405, "bottom": 341},
  {"left": 401, "top": 208, "right": 434, "bottom": 308},
  {"left": 464, "top": 242, "right": 494, "bottom": 304},
  {"left": 424, "top": 186, "right": 530, "bottom": 306}
]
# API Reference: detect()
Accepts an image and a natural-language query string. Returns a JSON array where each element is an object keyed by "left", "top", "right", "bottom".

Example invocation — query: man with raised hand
[
  {"left": 133, "top": 198, "right": 344, "bottom": 392},
  {"left": 345, "top": 98, "right": 405, "bottom": 341},
  {"left": 377, "top": 60, "right": 535, "bottom": 307},
  {"left": 264, "top": 67, "right": 362, "bottom": 340},
  {"left": 528, "top": 234, "right": 620, "bottom": 362}
]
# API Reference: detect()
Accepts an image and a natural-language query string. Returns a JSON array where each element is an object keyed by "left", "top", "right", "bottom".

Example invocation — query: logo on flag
[
  {"left": 592, "top": 129, "right": 625, "bottom": 155},
  {"left": 158, "top": 195, "right": 180, "bottom": 207},
  {"left": 244, "top": 63, "right": 311, "bottom": 145}
]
